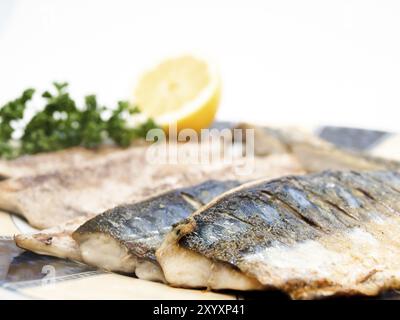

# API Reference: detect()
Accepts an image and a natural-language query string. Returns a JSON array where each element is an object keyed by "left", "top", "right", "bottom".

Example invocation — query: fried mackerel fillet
[
  {"left": 157, "top": 170, "right": 400, "bottom": 299},
  {"left": 0, "top": 146, "right": 121, "bottom": 180},
  {"left": 5, "top": 123, "right": 397, "bottom": 229},
  {"left": 14, "top": 153, "right": 303, "bottom": 258},
  {"left": 5, "top": 141, "right": 302, "bottom": 229},
  {"left": 4, "top": 122, "right": 392, "bottom": 181},
  {"left": 238, "top": 123, "right": 400, "bottom": 172},
  {"left": 71, "top": 180, "right": 241, "bottom": 282}
]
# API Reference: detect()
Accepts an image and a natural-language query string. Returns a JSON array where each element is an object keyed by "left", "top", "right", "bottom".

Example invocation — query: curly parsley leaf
[
  {"left": 0, "top": 89, "right": 34, "bottom": 158},
  {"left": 0, "top": 83, "right": 158, "bottom": 158}
]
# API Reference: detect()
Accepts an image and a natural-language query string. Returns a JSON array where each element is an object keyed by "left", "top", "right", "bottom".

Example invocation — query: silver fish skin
[
  {"left": 157, "top": 170, "right": 400, "bottom": 299},
  {"left": 72, "top": 180, "right": 241, "bottom": 282}
]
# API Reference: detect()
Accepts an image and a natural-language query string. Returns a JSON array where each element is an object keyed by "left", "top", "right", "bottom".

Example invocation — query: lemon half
[{"left": 134, "top": 55, "right": 221, "bottom": 132}]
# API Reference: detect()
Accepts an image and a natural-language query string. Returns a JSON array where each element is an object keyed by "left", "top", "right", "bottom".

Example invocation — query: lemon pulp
[{"left": 134, "top": 55, "right": 221, "bottom": 132}]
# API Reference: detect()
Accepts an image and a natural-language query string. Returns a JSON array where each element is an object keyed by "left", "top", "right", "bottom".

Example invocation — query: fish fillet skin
[
  {"left": 0, "top": 146, "right": 122, "bottom": 180},
  {"left": 3, "top": 142, "right": 303, "bottom": 229},
  {"left": 72, "top": 180, "right": 241, "bottom": 281},
  {"left": 14, "top": 154, "right": 303, "bottom": 263},
  {"left": 157, "top": 170, "right": 400, "bottom": 299}
]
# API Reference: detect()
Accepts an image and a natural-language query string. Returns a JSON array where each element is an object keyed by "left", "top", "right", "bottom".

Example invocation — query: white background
[{"left": 0, "top": 0, "right": 400, "bottom": 132}]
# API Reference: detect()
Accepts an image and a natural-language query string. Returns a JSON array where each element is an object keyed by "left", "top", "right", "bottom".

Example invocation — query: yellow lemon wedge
[{"left": 134, "top": 55, "right": 221, "bottom": 132}]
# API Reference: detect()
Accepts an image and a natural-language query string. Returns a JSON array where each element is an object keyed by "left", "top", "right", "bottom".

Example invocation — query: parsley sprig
[{"left": 0, "top": 82, "right": 158, "bottom": 158}]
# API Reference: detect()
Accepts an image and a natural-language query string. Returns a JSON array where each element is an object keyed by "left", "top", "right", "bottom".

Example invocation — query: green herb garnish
[{"left": 0, "top": 82, "right": 158, "bottom": 158}]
